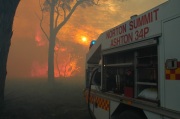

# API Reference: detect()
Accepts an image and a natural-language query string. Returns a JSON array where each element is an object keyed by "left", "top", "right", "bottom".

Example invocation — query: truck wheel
[{"left": 118, "top": 110, "right": 145, "bottom": 119}]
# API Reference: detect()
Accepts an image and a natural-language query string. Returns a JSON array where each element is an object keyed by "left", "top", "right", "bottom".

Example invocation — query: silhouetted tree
[
  {"left": 39, "top": 0, "right": 100, "bottom": 83},
  {"left": 0, "top": 0, "right": 20, "bottom": 104}
]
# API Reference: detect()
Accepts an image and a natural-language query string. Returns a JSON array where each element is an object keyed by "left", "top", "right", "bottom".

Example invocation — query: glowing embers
[
  {"left": 54, "top": 59, "right": 80, "bottom": 78},
  {"left": 31, "top": 55, "right": 80, "bottom": 78}
]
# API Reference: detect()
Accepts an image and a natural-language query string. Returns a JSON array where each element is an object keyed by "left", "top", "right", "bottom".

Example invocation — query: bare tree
[
  {"left": 0, "top": 0, "right": 20, "bottom": 104},
  {"left": 39, "top": 0, "right": 99, "bottom": 83}
]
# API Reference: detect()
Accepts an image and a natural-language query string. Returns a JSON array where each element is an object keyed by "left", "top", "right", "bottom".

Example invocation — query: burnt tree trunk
[
  {"left": 48, "top": 1, "right": 55, "bottom": 83},
  {"left": 48, "top": 35, "right": 55, "bottom": 83},
  {"left": 0, "top": 0, "right": 20, "bottom": 104}
]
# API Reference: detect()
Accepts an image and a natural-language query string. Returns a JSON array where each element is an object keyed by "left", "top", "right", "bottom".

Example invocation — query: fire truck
[{"left": 84, "top": 0, "right": 180, "bottom": 119}]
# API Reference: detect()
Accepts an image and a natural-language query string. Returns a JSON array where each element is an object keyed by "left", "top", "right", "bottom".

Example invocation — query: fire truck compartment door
[{"left": 163, "top": 15, "right": 180, "bottom": 112}]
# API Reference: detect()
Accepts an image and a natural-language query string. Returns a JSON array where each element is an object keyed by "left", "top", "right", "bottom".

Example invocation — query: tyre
[{"left": 118, "top": 110, "right": 146, "bottom": 119}]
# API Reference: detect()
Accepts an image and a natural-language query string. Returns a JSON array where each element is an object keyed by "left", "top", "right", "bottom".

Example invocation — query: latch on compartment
[{"left": 165, "top": 59, "right": 178, "bottom": 69}]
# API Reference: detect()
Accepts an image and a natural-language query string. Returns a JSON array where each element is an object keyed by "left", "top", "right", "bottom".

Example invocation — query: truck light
[
  {"left": 89, "top": 40, "right": 96, "bottom": 49},
  {"left": 92, "top": 41, "right": 96, "bottom": 45}
]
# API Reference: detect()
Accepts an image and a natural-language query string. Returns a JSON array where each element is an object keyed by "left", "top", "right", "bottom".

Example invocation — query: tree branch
[
  {"left": 55, "top": 6, "right": 60, "bottom": 28},
  {"left": 54, "top": 1, "right": 82, "bottom": 35},
  {"left": 94, "top": 0, "right": 100, "bottom": 5},
  {"left": 62, "top": 4, "right": 67, "bottom": 21},
  {"left": 39, "top": 0, "right": 49, "bottom": 41},
  {"left": 46, "top": 0, "right": 51, "bottom": 5}
]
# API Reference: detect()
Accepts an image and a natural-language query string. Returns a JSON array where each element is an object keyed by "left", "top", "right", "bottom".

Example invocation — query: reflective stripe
[
  {"left": 95, "top": 97, "right": 110, "bottom": 111},
  {"left": 166, "top": 61, "right": 180, "bottom": 80},
  {"left": 85, "top": 92, "right": 110, "bottom": 111}
]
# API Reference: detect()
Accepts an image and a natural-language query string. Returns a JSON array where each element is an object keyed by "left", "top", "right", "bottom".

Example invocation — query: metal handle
[{"left": 165, "top": 59, "right": 178, "bottom": 69}]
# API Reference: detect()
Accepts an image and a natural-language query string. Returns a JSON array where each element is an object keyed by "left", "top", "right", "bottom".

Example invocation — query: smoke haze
[{"left": 7, "top": 0, "right": 166, "bottom": 79}]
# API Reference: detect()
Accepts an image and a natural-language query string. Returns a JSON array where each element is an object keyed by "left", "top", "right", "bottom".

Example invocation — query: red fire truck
[{"left": 84, "top": 0, "right": 180, "bottom": 119}]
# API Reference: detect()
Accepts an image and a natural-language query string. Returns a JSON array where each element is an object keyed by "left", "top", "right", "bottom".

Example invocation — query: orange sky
[{"left": 7, "top": 0, "right": 166, "bottom": 79}]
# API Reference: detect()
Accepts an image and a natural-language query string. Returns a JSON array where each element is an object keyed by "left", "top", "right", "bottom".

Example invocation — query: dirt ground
[{"left": 0, "top": 78, "right": 91, "bottom": 119}]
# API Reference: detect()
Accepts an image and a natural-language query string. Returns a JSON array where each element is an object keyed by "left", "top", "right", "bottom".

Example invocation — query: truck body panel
[{"left": 163, "top": 16, "right": 180, "bottom": 112}]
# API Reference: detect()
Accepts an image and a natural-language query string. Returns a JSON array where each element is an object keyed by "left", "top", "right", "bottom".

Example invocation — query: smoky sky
[{"left": 7, "top": 0, "right": 166, "bottom": 79}]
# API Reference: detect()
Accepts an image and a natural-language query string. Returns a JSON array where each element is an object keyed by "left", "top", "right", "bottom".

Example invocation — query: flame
[
  {"left": 54, "top": 44, "right": 67, "bottom": 52},
  {"left": 35, "top": 28, "right": 47, "bottom": 46},
  {"left": 31, "top": 61, "right": 48, "bottom": 78},
  {"left": 54, "top": 60, "right": 80, "bottom": 78},
  {"left": 59, "top": 48, "right": 66, "bottom": 52},
  {"left": 54, "top": 53, "right": 80, "bottom": 78},
  {"left": 33, "top": 26, "right": 90, "bottom": 79},
  {"left": 54, "top": 45, "right": 59, "bottom": 51},
  {"left": 31, "top": 54, "right": 80, "bottom": 78}
]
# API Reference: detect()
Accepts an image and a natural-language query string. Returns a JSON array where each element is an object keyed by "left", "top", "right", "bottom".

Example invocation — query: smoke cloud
[{"left": 7, "top": 0, "right": 166, "bottom": 79}]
